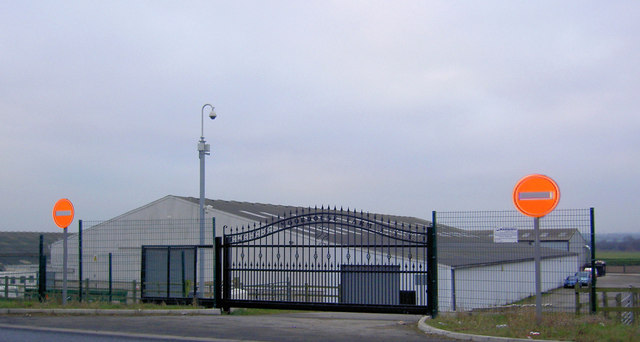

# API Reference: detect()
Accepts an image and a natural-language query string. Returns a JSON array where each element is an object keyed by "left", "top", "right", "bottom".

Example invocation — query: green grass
[
  {"left": 0, "top": 298, "right": 200, "bottom": 310},
  {"left": 596, "top": 251, "right": 640, "bottom": 266},
  {"left": 429, "top": 309, "right": 639, "bottom": 342}
]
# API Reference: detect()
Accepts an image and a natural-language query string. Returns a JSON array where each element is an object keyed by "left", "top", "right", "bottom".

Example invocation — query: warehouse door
[{"left": 141, "top": 246, "right": 196, "bottom": 304}]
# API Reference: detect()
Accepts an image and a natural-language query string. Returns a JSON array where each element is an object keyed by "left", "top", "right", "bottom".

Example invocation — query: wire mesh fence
[
  {"left": 434, "top": 208, "right": 594, "bottom": 313},
  {"left": 45, "top": 219, "right": 216, "bottom": 304},
  {"left": 2, "top": 208, "right": 597, "bottom": 314}
]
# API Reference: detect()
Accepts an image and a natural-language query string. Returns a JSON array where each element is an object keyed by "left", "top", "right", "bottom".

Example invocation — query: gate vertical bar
[
  {"left": 427, "top": 211, "right": 438, "bottom": 317},
  {"left": 223, "top": 237, "right": 231, "bottom": 312},
  {"left": 590, "top": 207, "right": 597, "bottom": 314},
  {"left": 78, "top": 220, "right": 83, "bottom": 302}
]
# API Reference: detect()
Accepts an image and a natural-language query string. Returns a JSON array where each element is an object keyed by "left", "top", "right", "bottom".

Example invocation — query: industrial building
[{"left": 49, "top": 195, "right": 583, "bottom": 312}]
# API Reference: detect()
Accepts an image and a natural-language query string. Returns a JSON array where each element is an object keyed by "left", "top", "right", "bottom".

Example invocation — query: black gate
[{"left": 215, "top": 207, "right": 437, "bottom": 315}]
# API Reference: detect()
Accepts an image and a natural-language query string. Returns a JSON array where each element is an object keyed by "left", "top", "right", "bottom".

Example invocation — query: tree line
[{"left": 598, "top": 236, "right": 640, "bottom": 252}]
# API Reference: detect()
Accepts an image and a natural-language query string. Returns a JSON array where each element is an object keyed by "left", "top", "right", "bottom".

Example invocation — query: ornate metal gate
[{"left": 215, "top": 207, "right": 437, "bottom": 315}]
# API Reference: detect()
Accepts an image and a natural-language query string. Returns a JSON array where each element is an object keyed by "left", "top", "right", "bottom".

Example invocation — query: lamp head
[{"left": 208, "top": 107, "right": 217, "bottom": 120}]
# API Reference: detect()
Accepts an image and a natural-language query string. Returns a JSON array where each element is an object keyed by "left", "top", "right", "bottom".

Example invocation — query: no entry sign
[
  {"left": 52, "top": 198, "right": 75, "bottom": 228},
  {"left": 512, "top": 174, "right": 560, "bottom": 218}
]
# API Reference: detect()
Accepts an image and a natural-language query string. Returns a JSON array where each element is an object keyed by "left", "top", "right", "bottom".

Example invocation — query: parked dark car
[
  {"left": 563, "top": 275, "right": 578, "bottom": 288},
  {"left": 595, "top": 260, "right": 607, "bottom": 276},
  {"left": 575, "top": 271, "right": 592, "bottom": 286}
]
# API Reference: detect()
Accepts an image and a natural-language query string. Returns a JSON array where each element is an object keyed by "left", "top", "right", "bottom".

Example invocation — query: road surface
[{"left": 0, "top": 311, "right": 456, "bottom": 342}]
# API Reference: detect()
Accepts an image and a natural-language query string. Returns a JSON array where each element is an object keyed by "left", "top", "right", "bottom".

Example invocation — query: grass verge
[
  {"left": 0, "top": 298, "right": 200, "bottom": 310},
  {"left": 428, "top": 309, "right": 639, "bottom": 342}
]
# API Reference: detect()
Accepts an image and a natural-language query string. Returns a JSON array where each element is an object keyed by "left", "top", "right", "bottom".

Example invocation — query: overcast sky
[{"left": 1, "top": 1, "right": 638, "bottom": 234}]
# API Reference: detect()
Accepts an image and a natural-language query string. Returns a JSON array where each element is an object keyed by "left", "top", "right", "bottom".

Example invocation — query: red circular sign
[
  {"left": 52, "top": 198, "right": 74, "bottom": 228},
  {"left": 513, "top": 174, "right": 560, "bottom": 217}
]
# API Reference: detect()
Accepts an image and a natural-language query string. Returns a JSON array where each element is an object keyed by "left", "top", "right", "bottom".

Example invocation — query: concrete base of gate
[{"left": 418, "top": 316, "right": 563, "bottom": 342}]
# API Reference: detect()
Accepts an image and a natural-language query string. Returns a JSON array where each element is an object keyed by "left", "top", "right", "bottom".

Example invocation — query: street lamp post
[{"left": 198, "top": 104, "right": 216, "bottom": 298}]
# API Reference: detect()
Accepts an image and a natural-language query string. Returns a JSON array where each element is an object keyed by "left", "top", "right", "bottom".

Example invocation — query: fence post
[
  {"left": 615, "top": 294, "right": 622, "bottom": 322},
  {"left": 212, "top": 217, "right": 216, "bottom": 301},
  {"left": 633, "top": 288, "right": 638, "bottom": 325},
  {"left": 78, "top": 220, "right": 83, "bottom": 302},
  {"left": 575, "top": 283, "right": 581, "bottom": 316},
  {"left": 222, "top": 237, "right": 231, "bottom": 313},
  {"left": 38, "top": 234, "right": 46, "bottom": 301},
  {"left": 166, "top": 247, "right": 171, "bottom": 299},
  {"left": 590, "top": 208, "right": 597, "bottom": 314},
  {"left": 181, "top": 250, "right": 186, "bottom": 298},
  {"left": 108, "top": 252, "right": 113, "bottom": 303},
  {"left": 427, "top": 211, "right": 438, "bottom": 317},
  {"left": 132, "top": 280, "right": 137, "bottom": 304},
  {"left": 602, "top": 291, "right": 609, "bottom": 318},
  {"left": 214, "top": 237, "right": 222, "bottom": 308},
  {"left": 3, "top": 276, "right": 7, "bottom": 298}
]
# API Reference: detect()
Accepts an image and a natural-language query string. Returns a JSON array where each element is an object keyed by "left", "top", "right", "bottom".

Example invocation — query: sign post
[
  {"left": 52, "top": 199, "right": 75, "bottom": 305},
  {"left": 513, "top": 174, "right": 560, "bottom": 324}
]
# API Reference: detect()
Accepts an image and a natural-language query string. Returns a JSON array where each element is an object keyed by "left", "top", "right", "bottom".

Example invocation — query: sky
[{"left": 1, "top": 1, "right": 638, "bottom": 234}]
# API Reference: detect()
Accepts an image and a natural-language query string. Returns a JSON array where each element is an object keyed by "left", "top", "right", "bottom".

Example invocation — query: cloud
[{"left": 0, "top": 1, "right": 638, "bottom": 233}]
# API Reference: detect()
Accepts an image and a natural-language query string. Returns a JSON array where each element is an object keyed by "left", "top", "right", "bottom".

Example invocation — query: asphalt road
[
  {"left": 0, "top": 312, "right": 456, "bottom": 342},
  {"left": 4, "top": 274, "right": 636, "bottom": 341},
  {"left": 596, "top": 273, "right": 640, "bottom": 287},
  {"left": 0, "top": 325, "right": 188, "bottom": 342}
]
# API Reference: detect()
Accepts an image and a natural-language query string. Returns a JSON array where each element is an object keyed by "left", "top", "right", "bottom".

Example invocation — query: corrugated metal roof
[
  {"left": 517, "top": 228, "right": 578, "bottom": 242},
  {"left": 175, "top": 196, "right": 575, "bottom": 267}
]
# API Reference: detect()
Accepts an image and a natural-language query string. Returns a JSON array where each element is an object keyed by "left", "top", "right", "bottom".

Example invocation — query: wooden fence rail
[{"left": 576, "top": 286, "right": 639, "bottom": 324}]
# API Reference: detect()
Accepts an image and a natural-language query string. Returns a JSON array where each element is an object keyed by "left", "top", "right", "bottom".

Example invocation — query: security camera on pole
[{"left": 198, "top": 104, "right": 216, "bottom": 299}]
